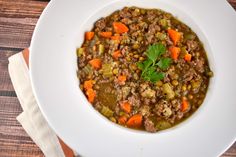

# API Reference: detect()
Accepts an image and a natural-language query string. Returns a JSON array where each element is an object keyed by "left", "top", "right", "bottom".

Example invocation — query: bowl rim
[{"left": 30, "top": 0, "right": 236, "bottom": 156}]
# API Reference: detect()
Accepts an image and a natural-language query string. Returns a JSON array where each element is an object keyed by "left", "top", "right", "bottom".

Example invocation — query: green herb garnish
[
  {"left": 157, "top": 58, "right": 172, "bottom": 70},
  {"left": 146, "top": 43, "right": 166, "bottom": 65},
  {"left": 137, "top": 43, "right": 171, "bottom": 83}
]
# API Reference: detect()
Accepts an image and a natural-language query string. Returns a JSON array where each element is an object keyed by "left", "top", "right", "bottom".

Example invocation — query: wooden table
[{"left": 0, "top": 0, "right": 235, "bottom": 156}]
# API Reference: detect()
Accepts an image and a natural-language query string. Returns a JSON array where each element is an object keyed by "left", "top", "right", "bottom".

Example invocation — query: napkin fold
[{"left": 8, "top": 48, "right": 76, "bottom": 157}]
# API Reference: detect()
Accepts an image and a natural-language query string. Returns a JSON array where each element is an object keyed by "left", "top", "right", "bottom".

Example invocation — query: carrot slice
[
  {"left": 89, "top": 58, "right": 102, "bottom": 69},
  {"left": 113, "top": 22, "right": 129, "bottom": 34},
  {"left": 126, "top": 114, "right": 142, "bottom": 128},
  {"left": 112, "top": 50, "right": 122, "bottom": 60},
  {"left": 111, "top": 36, "right": 120, "bottom": 40},
  {"left": 86, "top": 88, "right": 96, "bottom": 103},
  {"left": 168, "top": 29, "right": 181, "bottom": 45},
  {"left": 120, "top": 102, "right": 131, "bottom": 113},
  {"left": 111, "top": 34, "right": 121, "bottom": 40},
  {"left": 118, "top": 75, "right": 126, "bottom": 83},
  {"left": 181, "top": 97, "right": 189, "bottom": 112},
  {"left": 84, "top": 80, "right": 94, "bottom": 90},
  {"left": 184, "top": 53, "right": 192, "bottom": 62},
  {"left": 169, "top": 46, "right": 180, "bottom": 60},
  {"left": 118, "top": 116, "right": 127, "bottom": 125},
  {"left": 85, "top": 32, "right": 94, "bottom": 40},
  {"left": 100, "top": 32, "right": 112, "bottom": 38}
]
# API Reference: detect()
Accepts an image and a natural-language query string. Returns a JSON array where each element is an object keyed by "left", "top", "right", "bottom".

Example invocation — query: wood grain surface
[{"left": 0, "top": 0, "right": 235, "bottom": 156}]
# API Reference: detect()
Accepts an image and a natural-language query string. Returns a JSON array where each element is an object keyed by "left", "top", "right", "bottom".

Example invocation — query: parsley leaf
[
  {"left": 142, "top": 67, "right": 165, "bottom": 83},
  {"left": 149, "top": 72, "right": 165, "bottom": 83},
  {"left": 137, "top": 62, "right": 144, "bottom": 70},
  {"left": 143, "top": 66, "right": 156, "bottom": 80},
  {"left": 157, "top": 58, "right": 172, "bottom": 70},
  {"left": 146, "top": 43, "right": 166, "bottom": 65},
  {"left": 137, "top": 59, "right": 152, "bottom": 76},
  {"left": 141, "top": 59, "right": 152, "bottom": 74},
  {"left": 136, "top": 43, "right": 171, "bottom": 83}
]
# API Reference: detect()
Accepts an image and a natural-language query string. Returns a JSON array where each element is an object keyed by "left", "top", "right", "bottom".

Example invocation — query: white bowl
[{"left": 30, "top": 0, "right": 236, "bottom": 156}]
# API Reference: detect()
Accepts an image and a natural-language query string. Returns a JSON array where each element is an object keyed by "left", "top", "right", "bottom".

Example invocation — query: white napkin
[{"left": 8, "top": 52, "right": 67, "bottom": 157}]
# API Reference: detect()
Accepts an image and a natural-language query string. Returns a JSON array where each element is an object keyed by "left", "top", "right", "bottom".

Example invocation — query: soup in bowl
[{"left": 77, "top": 6, "right": 213, "bottom": 132}]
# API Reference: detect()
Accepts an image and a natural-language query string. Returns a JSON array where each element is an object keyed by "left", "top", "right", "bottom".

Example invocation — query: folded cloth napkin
[{"left": 8, "top": 48, "right": 76, "bottom": 157}]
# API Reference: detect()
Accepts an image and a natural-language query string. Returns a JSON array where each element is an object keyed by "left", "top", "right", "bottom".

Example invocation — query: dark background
[{"left": 0, "top": 0, "right": 235, "bottom": 156}]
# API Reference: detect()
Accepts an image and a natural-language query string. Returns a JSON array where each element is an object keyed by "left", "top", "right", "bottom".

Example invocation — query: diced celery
[
  {"left": 98, "top": 44, "right": 104, "bottom": 55},
  {"left": 76, "top": 47, "right": 84, "bottom": 57},
  {"left": 156, "top": 120, "right": 172, "bottom": 130},
  {"left": 163, "top": 83, "right": 175, "bottom": 99},
  {"left": 101, "top": 63, "right": 113, "bottom": 77},
  {"left": 101, "top": 106, "right": 113, "bottom": 117}
]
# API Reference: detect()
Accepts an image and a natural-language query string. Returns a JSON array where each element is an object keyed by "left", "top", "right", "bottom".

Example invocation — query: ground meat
[
  {"left": 187, "top": 40, "right": 199, "bottom": 51},
  {"left": 129, "top": 23, "right": 140, "bottom": 33},
  {"left": 130, "top": 8, "right": 139, "bottom": 17},
  {"left": 153, "top": 99, "right": 173, "bottom": 118},
  {"left": 130, "top": 87, "right": 137, "bottom": 95},
  {"left": 131, "top": 31, "right": 140, "bottom": 38},
  {"left": 86, "top": 54, "right": 92, "bottom": 60},
  {"left": 171, "top": 99, "right": 181, "bottom": 111},
  {"left": 176, "top": 111, "right": 184, "bottom": 119},
  {"left": 166, "top": 65, "right": 176, "bottom": 79},
  {"left": 94, "top": 102, "right": 102, "bottom": 111},
  {"left": 147, "top": 10, "right": 156, "bottom": 21},
  {"left": 128, "top": 95, "right": 141, "bottom": 107},
  {"left": 183, "top": 68, "right": 197, "bottom": 82},
  {"left": 95, "top": 18, "right": 106, "bottom": 31},
  {"left": 143, "top": 98, "right": 151, "bottom": 105},
  {"left": 121, "top": 18, "right": 132, "bottom": 25},
  {"left": 163, "top": 75, "right": 171, "bottom": 83},
  {"left": 140, "top": 105, "right": 151, "bottom": 117},
  {"left": 122, "top": 69, "right": 132, "bottom": 80},
  {"left": 109, "top": 40, "right": 119, "bottom": 54},
  {"left": 138, "top": 21, "right": 148, "bottom": 31},
  {"left": 78, "top": 57, "right": 86, "bottom": 68},
  {"left": 193, "top": 58, "right": 205, "bottom": 73},
  {"left": 166, "top": 36, "right": 173, "bottom": 45},
  {"left": 145, "top": 33, "right": 155, "bottom": 44},
  {"left": 121, "top": 86, "right": 131, "bottom": 100},
  {"left": 120, "top": 46, "right": 129, "bottom": 55},
  {"left": 119, "top": 7, "right": 132, "bottom": 18},
  {"left": 140, "top": 83, "right": 149, "bottom": 91},
  {"left": 148, "top": 23, "right": 161, "bottom": 34},
  {"left": 141, "top": 88, "right": 156, "bottom": 98},
  {"left": 176, "top": 58, "right": 187, "bottom": 70},
  {"left": 144, "top": 118, "right": 157, "bottom": 132},
  {"left": 151, "top": 97, "right": 157, "bottom": 103},
  {"left": 139, "top": 83, "right": 156, "bottom": 98},
  {"left": 154, "top": 103, "right": 164, "bottom": 117}
]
